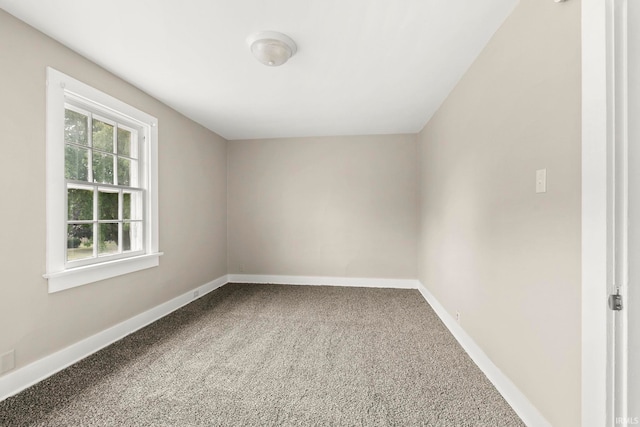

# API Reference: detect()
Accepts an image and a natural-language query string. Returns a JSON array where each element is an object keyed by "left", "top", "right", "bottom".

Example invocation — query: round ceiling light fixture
[{"left": 247, "top": 31, "right": 297, "bottom": 67}]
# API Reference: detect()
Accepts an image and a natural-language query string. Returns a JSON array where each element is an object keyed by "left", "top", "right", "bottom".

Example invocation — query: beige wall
[
  {"left": 228, "top": 135, "right": 418, "bottom": 279},
  {"left": 416, "top": 0, "right": 581, "bottom": 425},
  {"left": 0, "top": 10, "right": 227, "bottom": 371}
]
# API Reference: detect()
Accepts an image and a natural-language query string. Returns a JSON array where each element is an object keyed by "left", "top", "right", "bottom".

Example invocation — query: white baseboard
[
  {"left": 416, "top": 281, "right": 551, "bottom": 427},
  {"left": 0, "top": 274, "right": 229, "bottom": 402},
  {"left": 228, "top": 274, "right": 419, "bottom": 289}
]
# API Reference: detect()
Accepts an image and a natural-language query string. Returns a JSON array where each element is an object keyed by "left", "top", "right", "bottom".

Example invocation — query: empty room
[{"left": 0, "top": 0, "right": 635, "bottom": 426}]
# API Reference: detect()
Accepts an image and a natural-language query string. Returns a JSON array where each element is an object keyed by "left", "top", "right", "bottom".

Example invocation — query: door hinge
[{"left": 609, "top": 289, "right": 624, "bottom": 311}]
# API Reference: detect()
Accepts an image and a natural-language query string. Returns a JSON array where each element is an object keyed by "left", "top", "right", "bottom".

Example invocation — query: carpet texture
[{"left": 0, "top": 284, "right": 524, "bottom": 426}]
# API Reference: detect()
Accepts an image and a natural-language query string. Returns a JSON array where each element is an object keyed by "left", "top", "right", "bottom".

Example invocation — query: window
[
  {"left": 65, "top": 105, "right": 145, "bottom": 264},
  {"left": 45, "top": 68, "right": 160, "bottom": 293}
]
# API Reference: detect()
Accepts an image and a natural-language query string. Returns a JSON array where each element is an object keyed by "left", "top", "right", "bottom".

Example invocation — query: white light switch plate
[{"left": 536, "top": 169, "right": 547, "bottom": 193}]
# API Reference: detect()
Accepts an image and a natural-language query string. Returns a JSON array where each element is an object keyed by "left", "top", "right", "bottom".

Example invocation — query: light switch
[{"left": 536, "top": 169, "right": 547, "bottom": 193}]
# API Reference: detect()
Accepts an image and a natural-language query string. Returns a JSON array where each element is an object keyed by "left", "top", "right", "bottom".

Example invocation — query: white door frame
[
  {"left": 582, "top": 0, "right": 612, "bottom": 425},
  {"left": 582, "top": 0, "right": 624, "bottom": 425}
]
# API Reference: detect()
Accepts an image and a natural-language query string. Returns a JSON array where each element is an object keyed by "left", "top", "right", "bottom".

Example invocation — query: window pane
[
  {"left": 98, "top": 190, "right": 119, "bottom": 220},
  {"left": 118, "top": 157, "right": 131, "bottom": 186},
  {"left": 117, "top": 128, "right": 131, "bottom": 157},
  {"left": 93, "top": 152, "right": 114, "bottom": 184},
  {"left": 68, "top": 187, "right": 93, "bottom": 221},
  {"left": 131, "top": 131, "right": 139, "bottom": 159},
  {"left": 92, "top": 119, "right": 114, "bottom": 152},
  {"left": 130, "top": 159, "right": 139, "bottom": 187},
  {"left": 123, "top": 191, "right": 143, "bottom": 220},
  {"left": 67, "top": 224, "right": 93, "bottom": 261},
  {"left": 65, "top": 109, "right": 88, "bottom": 146},
  {"left": 98, "top": 223, "right": 119, "bottom": 256},
  {"left": 123, "top": 221, "right": 143, "bottom": 252},
  {"left": 65, "top": 145, "right": 89, "bottom": 181}
]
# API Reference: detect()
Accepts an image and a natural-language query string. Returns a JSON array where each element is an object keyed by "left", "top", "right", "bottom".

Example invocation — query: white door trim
[
  {"left": 612, "top": 0, "right": 632, "bottom": 422},
  {"left": 624, "top": 0, "right": 640, "bottom": 420},
  {"left": 582, "top": 0, "right": 615, "bottom": 426}
]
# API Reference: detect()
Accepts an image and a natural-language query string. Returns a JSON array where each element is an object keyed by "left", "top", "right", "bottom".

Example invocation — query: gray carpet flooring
[{"left": 0, "top": 284, "right": 524, "bottom": 426}]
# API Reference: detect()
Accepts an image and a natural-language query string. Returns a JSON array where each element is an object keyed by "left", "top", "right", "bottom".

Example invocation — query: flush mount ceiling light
[{"left": 247, "top": 31, "right": 297, "bottom": 67}]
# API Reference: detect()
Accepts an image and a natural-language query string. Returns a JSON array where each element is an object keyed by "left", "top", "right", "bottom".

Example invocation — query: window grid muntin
[{"left": 64, "top": 101, "right": 146, "bottom": 268}]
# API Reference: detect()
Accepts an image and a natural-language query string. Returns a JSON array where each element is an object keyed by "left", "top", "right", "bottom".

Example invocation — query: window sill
[{"left": 44, "top": 252, "right": 163, "bottom": 293}]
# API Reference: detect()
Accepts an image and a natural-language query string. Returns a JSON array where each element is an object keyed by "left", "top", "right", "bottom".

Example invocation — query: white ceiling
[{"left": 0, "top": 0, "right": 517, "bottom": 140}]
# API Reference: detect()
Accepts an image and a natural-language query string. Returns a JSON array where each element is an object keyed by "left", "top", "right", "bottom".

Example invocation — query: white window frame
[{"left": 44, "top": 67, "right": 161, "bottom": 293}]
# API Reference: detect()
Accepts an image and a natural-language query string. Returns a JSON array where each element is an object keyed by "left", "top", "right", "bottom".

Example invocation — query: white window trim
[{"left": 44, "top": 67, "right": 161, "bottom": 293}]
